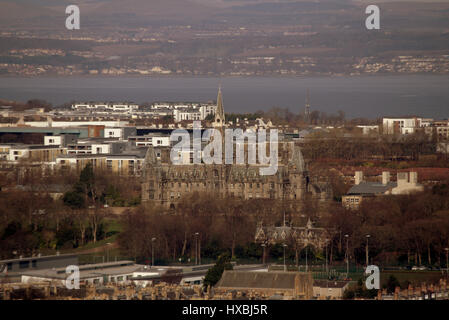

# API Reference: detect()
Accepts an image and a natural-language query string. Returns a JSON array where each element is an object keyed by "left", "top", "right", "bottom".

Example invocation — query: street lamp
[
  {"left": 195, "top": 233, "right": 199, "bottom": 265},
  {"left": 445, "top": 248, "right": 449, "bottom": 280},
  {"left": 283, "top": 244, "right": 288, "bottom": 272},
  {"left": 261, "top": 243, "right": 266, "bottom": 265},
  {"left": 151, "top": 237, "right": 156, "bottom": 267},
  {"left": 325, "top": 243, "right": 328, "bottom": 275},
  {"left": 366, "top": 234, "right": 371, "bottom": 267},
  {"left": 106, "top": 242, "right": 111, "bottom": 263},
  {"left": 305, "top": 246, "right": 308, "bottom": 273},
  {"left": 345, "top": 234, "right": 349, "bottom": 279}
]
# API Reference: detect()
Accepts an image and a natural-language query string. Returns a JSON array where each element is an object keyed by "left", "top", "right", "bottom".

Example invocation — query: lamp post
[
  {"left": 261, "top": 243, "right": 266, "bottom": 265},
  {"left": 445, "top": 248, "right": 449, "bottom": 280},
  {"left": 195, "top": 232, "right": 199, "bottom": 265},
  {"left": 283, "top": 244, "right": 287, "bottom": 272},
  {"left": 325, "top": 243, "right": 328, "bottom": 275},
  {"left": 345, "top": 234, "right": 349, "bottom": 279},
  {"left": 366, "top": 234, "right": 371, "bottom": 267},
  {"left": 305, "top": 246, "right": 308, "bottom": 273},
  {"left": 151, "top": 237, "right": 156, "bottom": 267},
  {"left": 106, "top": 242, "right": 111, "bottom": 263}
]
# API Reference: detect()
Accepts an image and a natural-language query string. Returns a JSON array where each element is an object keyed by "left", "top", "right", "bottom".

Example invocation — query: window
[
  {"left": 32, "top": 260, "right": 37, "bottom": 268},
  {"left": 19, "top": 261, "right": 30, "bottom": 269}
]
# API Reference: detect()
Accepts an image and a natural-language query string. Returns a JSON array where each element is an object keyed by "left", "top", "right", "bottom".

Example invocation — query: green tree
[
  {"left": 203, "top": 252, "right": 233, "bottom": 288},
  {"left": 385, "top": 275, "right": 400, "bottom": 293}
]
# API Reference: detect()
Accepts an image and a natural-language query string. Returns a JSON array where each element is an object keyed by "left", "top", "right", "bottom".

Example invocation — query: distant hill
[
  {"left": 86, "top": 0, "right": 215, "bottom": 19},
  {"left": 0, "top": 0, "right": 217, "bottom": 27}
]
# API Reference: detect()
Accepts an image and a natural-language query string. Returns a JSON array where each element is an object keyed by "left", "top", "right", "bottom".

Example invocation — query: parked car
[
  {"left": 418, "top": 266, "right": 427, "bottom": 271},
  {"left": 412, "top": 266, "right": 419, "bottom": 271}
]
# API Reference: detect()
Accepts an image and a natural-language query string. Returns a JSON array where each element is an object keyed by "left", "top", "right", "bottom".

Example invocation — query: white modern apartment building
[
  {"left": 72, "top": 102, "right": 139, "bottom": 112},
  {"left": 173, "top": 109, "right": 202, "bottom": 122},
  {"left": 382, "top": 117, "right": 423, "bottom": 134},
  {"left": 172, "top": 105, "right": 217, "bottom": 122},
  {"left": 128, "top": 134, "right": 171, "bottom": 147}
]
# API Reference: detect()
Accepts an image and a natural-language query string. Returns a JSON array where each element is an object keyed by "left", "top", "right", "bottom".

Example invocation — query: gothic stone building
[
  {"left": 141, "top": 87, "right": 328, "bottom": 208},
  {"left": 141, "top": 140, "right": 317, "bottom": 209}
]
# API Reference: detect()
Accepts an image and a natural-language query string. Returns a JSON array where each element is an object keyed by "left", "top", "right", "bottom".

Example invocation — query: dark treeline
[
  {"left": 0, "top": 98, "right": 53, "bottom": 112},
  {"left": 118, "top": 184, "right": 449, "bottom": 268},
  {"left": 325, "top": 183, "right": 449, "bottom": 267},
  {"left": 226, "top": 107, "right": 351, "bottom": 126},
  {"left": 0, "top": 164, "right": 140, "bottom": 259},
  {"left": 301, "top": 132, "right": 438, "bottom": 162},
  {"left": 118, "top": 194, "right": 300, "bottom": 264}
]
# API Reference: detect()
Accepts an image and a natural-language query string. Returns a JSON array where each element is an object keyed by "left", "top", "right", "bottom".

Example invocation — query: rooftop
[
  {"left": 0, "top": 253, "right": 77, "bottom": 264},
  {"left": 215, "top": 270, "right": 311, "bottom": 290},
  {"left": 21, "top": 261, "right": 143, "bottom": 280},
  {"left": 347, "top": 181, "right": 397, "bottom": 195}
]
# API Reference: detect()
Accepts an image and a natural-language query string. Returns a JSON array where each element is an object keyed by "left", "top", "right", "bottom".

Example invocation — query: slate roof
[
  {"left": 346, "top": 181, "right": 397, "bottom": 196},
  {"left": 215, "top": 271, "right": 310, "bottom": 290},
  {"left": 21, "top": 261, "right": 142, "bottom": 280}
]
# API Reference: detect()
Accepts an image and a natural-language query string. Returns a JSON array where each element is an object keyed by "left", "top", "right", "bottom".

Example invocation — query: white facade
[
  {"left": 200, "top": 104, "right": 217, "bottom": 119},
  {"left": 391, "top": 172, "right": 424, "bottom": 195},
  {"left": 152, "top": 136, "right": 170, "bottom": 147},
  {"left": 105, "top": 128, "right": 123, "bottom": 139},
  {"left": 24, "top": 120, "right": 129, "bottom": 128},
  {"left": 173, "top": 109, "right": 202, "bottom": 122},
  {"left": 8, "top": 147, "right": 29, "bottom": 161},
  {"left": 383, "top": 117, "right": 422, "bottom": 134},
  {"left": 72, "top": 102, "right": 139, "bottom": 112},
  {"left": 91, "top": 144, "right": 111, "bottom": 154},
  {"left": 108, "top": 103, "right": 139, "bottom": 112},
  {"left": 44, "top": 136, "right": 62, "bottom": 146},
  {"left": 357, "top": 125, "right": 379, "bottom": 135}
]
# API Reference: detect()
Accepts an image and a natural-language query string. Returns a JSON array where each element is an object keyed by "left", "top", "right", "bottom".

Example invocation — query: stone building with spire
[
  {"left": 213, "top": 86, "right": 225, "bottom": 128},
  {"left": 141, "top": 87, "right": 329, "bottom": 209}
]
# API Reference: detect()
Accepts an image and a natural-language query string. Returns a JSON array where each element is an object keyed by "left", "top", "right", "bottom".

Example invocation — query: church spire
[
  {"left": 214, "top": 85, "right": 225, "bottom": 126},
  {"left": 304, "top": 88, "right": 311, "bottom": 123}
]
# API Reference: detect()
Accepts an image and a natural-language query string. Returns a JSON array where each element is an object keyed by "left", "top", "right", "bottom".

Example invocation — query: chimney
[
  {"left": 355, "top": 171, "right": 364, "bottom": 185},
  {"left": 382, "top": 171, "right": 390, "bottom": 185},
  {"left": 409, "top": 171, "right": 418, "bottom": 185},
  {"left": 397, "top": 172, "right": 409, "bottom": 187}
]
